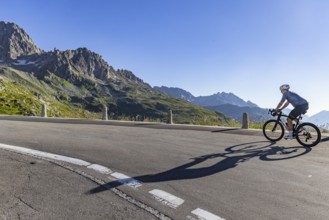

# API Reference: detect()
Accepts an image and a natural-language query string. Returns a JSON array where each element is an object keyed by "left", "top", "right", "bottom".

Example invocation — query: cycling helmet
[{"left": 280, "top": 84, "right": 290, "bottom": 91}]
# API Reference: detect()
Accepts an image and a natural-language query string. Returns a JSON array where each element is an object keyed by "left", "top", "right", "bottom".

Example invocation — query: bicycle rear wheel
[
  {"left": 263, "top": 120, "right": 284, "bottom": 141},
  {"left": 295, "top": 123, "right": 321, "bottom": 147}
]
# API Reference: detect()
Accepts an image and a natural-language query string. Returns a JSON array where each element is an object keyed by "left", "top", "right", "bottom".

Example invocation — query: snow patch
[{"left": 13, "top": 59, "right": 37, "bottom": 66}]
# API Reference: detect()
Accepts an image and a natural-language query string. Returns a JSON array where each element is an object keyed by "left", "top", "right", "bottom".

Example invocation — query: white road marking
[
  {"left": 0, "top": 143, "right": 91, "bottom": 166},
  {"left": 87, "top": 164, "right": 112, "bottom": 174},
  {"left": 109, "top": 172, "right": 142, "bottom": 188},
  {"left": 191, "top": 208, "right": 225, "bottom": 220},
  {"left": 149, "top": 189, "right": 184, "bottom": 209}
]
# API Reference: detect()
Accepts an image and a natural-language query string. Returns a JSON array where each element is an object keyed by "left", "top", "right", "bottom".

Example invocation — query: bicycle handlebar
[
  {"left": 268, "top": 109, "right": 280, "bottom": 116},
  {"left": 268, "top": 109, "right": 290, "bottom": 118}
]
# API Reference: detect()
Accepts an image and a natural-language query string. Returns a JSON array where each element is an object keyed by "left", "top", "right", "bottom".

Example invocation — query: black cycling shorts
[{"left": 289, "top": 103, "right": 309, "bottom": 119}]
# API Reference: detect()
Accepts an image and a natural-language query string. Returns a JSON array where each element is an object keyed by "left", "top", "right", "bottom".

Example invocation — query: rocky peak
[
  {"left": 1, "top": 21, "right": 144, "bottom": 87},
  {"left": 22, "top": 47, "right": 143, "bottom": 85},
  {"left": 154, "top": 86, "right": 196, "bottom": 102},
  {"left": 0, "top": 21, "right": 42, "bottom": 60},
  {"left": 116, "top": 69, "right": 144, "bottom": 83},
  {"left": 57, "top": 47, "right": 117, "bottom": 80}
]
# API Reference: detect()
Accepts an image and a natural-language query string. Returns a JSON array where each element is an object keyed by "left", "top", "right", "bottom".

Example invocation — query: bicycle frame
[{"left": 271, "top": 110, "right": 301, "bottom": 132}]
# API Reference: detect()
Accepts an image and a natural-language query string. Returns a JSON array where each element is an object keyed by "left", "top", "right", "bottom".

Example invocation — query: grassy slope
[
  {"left": 0, "top": 66, "right": 100, "bottom": 118},
  {"left": 0, "top": 66, "right": 238, "bottom": 126},
  {"left": 118, "top": 84, "right": 236, "bottom": 125}
]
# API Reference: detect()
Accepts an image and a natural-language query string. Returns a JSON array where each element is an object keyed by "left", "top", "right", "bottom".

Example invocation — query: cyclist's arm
[
  {"left": 275, "top": 102, "right": 283, "bottom": 112},
  {"left": 276, "top": 101, "right": 289, "bottom": 111},
  {"left": 276, "top": 93, "right": 289, "bottom": 112}
]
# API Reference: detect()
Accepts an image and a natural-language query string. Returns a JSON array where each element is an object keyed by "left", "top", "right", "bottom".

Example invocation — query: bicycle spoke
[{"left": 296, "top": 123, "right": 321, "bottom": 147}]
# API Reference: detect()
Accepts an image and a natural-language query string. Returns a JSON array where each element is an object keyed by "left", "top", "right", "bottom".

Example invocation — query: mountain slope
[
  {"left": 305, "top": 110, "right": 329, "bottom": 129},
  {"left": 194, "top": 92, "right": 258, "bottom": 107},
  {"left": 153, "top": 86, "right": 196, "bottom": 102},
  {"left": 0, "top": 21, "right": 234, "bottom": 126},
  {"left": 206, "top": 104, "right": 271, "bottom": 122}
]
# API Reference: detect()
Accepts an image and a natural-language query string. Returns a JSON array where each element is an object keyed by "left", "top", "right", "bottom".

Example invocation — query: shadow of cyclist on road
[{"left": 87, "top": 141, "right": 311, "bottom": 194}]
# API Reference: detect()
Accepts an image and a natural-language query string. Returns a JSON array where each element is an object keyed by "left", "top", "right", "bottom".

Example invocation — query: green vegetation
[
  {"left": 0, "top": 78, "right": 41, "bottom": 115},
  {"left": 0, "top": 77, "right": 101, "bottom": 118},
  {"left": 0, "top": 67, "right": 100, "bottom": 118},
  {"left": 249, "top": 122, "right": 264, "bottom": 129}
]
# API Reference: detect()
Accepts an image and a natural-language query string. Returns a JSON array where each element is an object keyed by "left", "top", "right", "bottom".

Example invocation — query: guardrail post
[
  {"left": 102, "top": 105, "right": 108, "bottom": 120},
  {"left": 167, "top": 110, "right": 173, "bottom": 124},
  {"left": 242, "top": 112, "right": 249, "bottom": 129},
  {"left": 41, "top": 104, "right": 47, "bottom": 118}
]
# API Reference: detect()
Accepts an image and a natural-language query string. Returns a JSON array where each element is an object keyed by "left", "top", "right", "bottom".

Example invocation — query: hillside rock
[
  {"left": 44, "top": 48, "right": 117, "bottom": 81},
  {"left": 0, "top": 21, "right": 42, "bottom": 60}
]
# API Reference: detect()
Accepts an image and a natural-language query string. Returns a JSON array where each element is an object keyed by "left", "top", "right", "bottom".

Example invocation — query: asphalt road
[{"left": 0, "top": 116, "right": 328, "bottom": 220}]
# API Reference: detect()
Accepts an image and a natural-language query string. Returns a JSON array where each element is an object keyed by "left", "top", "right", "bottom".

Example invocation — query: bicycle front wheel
[
  {"left": 295, "top": 123, "right": 321, "bottom": 147},
  {"left": 263, "top": 120, "right": 284, "bottom": 142}
]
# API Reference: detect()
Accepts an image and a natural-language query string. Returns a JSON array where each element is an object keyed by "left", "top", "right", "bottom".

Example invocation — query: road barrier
[
  {"left": 41, "top": 104, "right": 47, "bottom": 118},
  {"left": 102, "top": 105, "right": 108, "bottom": 121},
  {"left": 167, "top": 110, "right": 173, "bottom": 124},
  {"left": 242, "top": 112, "right": 249, "bottom": 129}
]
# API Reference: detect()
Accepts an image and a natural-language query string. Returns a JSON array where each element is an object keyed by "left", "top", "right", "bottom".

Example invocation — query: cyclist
[{"left": 275, "top": 84, "right": 309, "bottom": 140}]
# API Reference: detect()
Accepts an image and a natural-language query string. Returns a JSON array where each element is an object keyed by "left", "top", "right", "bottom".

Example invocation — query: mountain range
[
  {"left": 0, "top": 21, "right": 234, "bottom": 126},
  {"left": 305, "top": 111, "right": 329, "bottom": 130},
  {"left": 154, "top": 86, "right": 329, "bottom": 129},
  {"left": 154, "top": 86, "right": 270, "bottom": 122},
  {"left": 154, "top": 86, "right": 258, "bottom": 107}
]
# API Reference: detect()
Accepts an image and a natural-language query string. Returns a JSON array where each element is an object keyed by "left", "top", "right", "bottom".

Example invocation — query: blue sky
[{"left": 1, "top": 0, "right": 329, "bottom": 116}]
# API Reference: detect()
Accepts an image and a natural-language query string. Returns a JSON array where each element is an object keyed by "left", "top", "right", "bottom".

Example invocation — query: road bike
[{"left": 262, "top": 109, "right": 321, "bottom": 147}]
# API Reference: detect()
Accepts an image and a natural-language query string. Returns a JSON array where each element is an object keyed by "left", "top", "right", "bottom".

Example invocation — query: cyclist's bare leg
[{"left": 287, "top": 118, "right": 294, "bottom": 131}]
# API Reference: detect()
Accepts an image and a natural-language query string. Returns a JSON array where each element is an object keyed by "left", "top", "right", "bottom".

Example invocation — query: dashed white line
[
  {"left": 191, "top": 208, "right": 225, "bottom": 220},
  {"left": 110, "top": 172, "right": 142, "bottom": 188},
  {"left": 149, "top": 189, "right": 184, "bottom": 209}
]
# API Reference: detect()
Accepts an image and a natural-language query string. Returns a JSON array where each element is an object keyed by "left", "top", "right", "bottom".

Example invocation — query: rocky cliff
[{"left": 0, "top": 21, "right": 42, "bottom": 60}]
